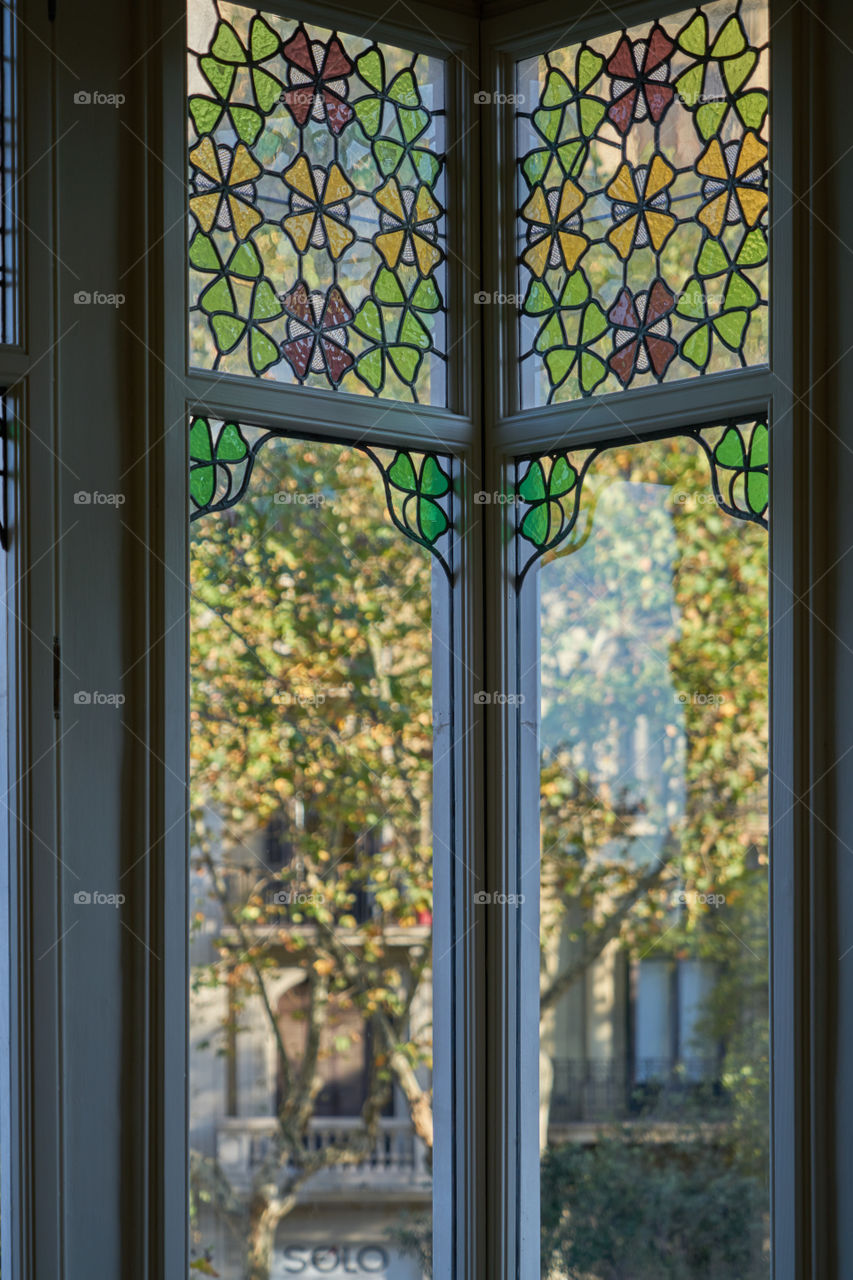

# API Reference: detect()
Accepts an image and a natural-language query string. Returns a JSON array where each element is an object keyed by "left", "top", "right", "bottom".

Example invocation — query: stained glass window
[
  {"left": 516, "top": 0, "right": 768, "bottom": 406},
  {"left": 188, "top": 2, "right": 447, "bottom": 403}
]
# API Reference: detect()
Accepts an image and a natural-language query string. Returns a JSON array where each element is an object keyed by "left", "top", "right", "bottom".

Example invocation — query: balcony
[
  {"left": 216, "top": 1116, "right": 432, "bottom": 1199},
  {"left": 547, "top": 1056, "right": 727, "bottom": 1136}
]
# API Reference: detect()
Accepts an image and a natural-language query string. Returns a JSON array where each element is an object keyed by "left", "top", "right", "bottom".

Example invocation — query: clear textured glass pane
[
  {"left": 516, "top": 0, "right": 769, "bottom": 406},
  {"left": 534, "top": 435, "right": 769, "bottom": 1277},
  {"left": 189, "top": 439, "right": 436, "bottom": 1279},
  {"left": 187, "top": 1, "right": 447, "bottom": 404}
]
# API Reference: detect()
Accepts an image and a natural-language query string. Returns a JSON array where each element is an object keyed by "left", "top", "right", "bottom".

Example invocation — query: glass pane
[
  {"left": 533, "top": 435, "right": 769, "bottom": 1277},
  {"left": 189, "top": 438, "right": 437, "bottom": 1280},
  {"left": 516, "top": 0, "right": 768, "bottom": 406},
  {"left": 0, "top": 4, "right": 18, "bottom": 344},
  {"left": 187, "top": 1, "right": 447, "bottom": 404}
]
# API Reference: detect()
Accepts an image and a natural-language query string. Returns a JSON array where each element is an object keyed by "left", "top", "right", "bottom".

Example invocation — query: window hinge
[{"left": 53, "top": 636, "right": 60, "bottom": 719}]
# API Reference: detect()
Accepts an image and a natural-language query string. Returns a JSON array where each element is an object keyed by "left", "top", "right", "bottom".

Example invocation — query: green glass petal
[
  {"left": 696, "top": 238, "right": 730, "bottom": 276},
  {"left": 714, "top": 426, "right": 746, "bottom": 469},
  {"left": 677, "top": 12, "right": 708, "bottom": 56},
  {"left": 199, "top": 277, "right": 234, "bottom": 315},
  {"left": 210, "top": 313, "right": 246, "bottom": 352},
  {"left": 388, "top": 69, "right": 420, "bottom": 108},
  {"left": 189, "top": 96, "right": 224, "bottom": 136},
  {"left": 252, "top": 280, "right": 281, "bottom": 321},
  {"left": 189, "top": 417, "right": 213, "bottom": 462},
  {"left": 374, "top": 267, "right": 405, "bottom": 306},
  {"left": 399, "top": 107, "right": 428, "bottom": 143},
  {"left": 549, "top": 455, "right": 577, "bottom": 498},
  {"left": 576, "top": 48, "right": 604, "bottom": 92},
  {"left": 545, "top": 347, "right": 575, "bottom": 386},
  {"left": 250, "top": 15, "right": 279, "bottom": 61},
  {"left": 355, "top": 96, "right": 383, "bottom": 138},
  {"left": 524, "top": 279, "right": 556, "bottom": 316},
  {"left": 252, "top": 68, "right": 281, "bottom": 114},
  {"left": 357, "top": 49, "right": 385, "bottom": 93},
  {"left": 579, "top": 351, "right": 607, "bottom": 393},
  {"left": 557, "top": 139, "right": 586, "bottom": 178},
  {"left": 674, "top": 64, "right": 705, "bottom": 107},
  {"left": 200, "top": 56, "right": 235, "bottom": 99},
  {"left": 411, "top": 278, "right": 441, "bottom": 311},
  {"left": 211, "top": 22, "right": 246, "bottom": 64},
  {"left": 749, "top": 422, "right": 769, "bottom": 467},
  {"left": 519, "top": 459, "right": 547, "bottom": 502},
  {"left": 542, "top": 69, "right": 572, "bottom": 108},
  {"left": 523, "top": 150, "right": 550, "bottom": 186},
  {"left": 580, "top": 300, "right": 607, "bottom": 344},
  {"left": 736, "top": 227, "right": 768, "bottom": 267},
  {"left": 533, "top": 107, "right": 561, "bottom": 144},
  {"left": 388, "top": 345, "right": 421, "bottom": 383},
  {"left": 711, "top": 15, "right": 747, "bottom": 58},
  {"left": 356, "top": 347, "right": 384, "bottom": 391},
  {"left": 560, "top": 270, "right": 590, "bottom": 308},
  {"left": 521, "top": 502, "right": 549, "bottom": 548},
  {"left": 411, "top": 149, "right": 441, "bottom": 186},
  {"left": 723, "top": 49, "right": 757, "bottom": 94},
  {"left": 676, "top": 277, "right": 706, "bottom": 320},
  {"left": 535, "top": 314, "right": 564, "bottom": 354},
  {"left": 417, "top": 495, "right": 448, "bottom": 542},
  {"left": 735, "top": 90, "right": 768, "bottom": 131},
  {"left": 374, "top": 137, "right": 404, "bottom": 176},
  {"left": 353, "top": 299, "right": 383, "bottom": 341},
  {"left": 249, "top": 328, "right": 279, "bottom": 373},
  {"left": 577, "top": 97, "right": 605, "bottom": 137},
  {"left": 399, "top": 310, "right": 431, "bottom": 350},
  {"left": 696, "top": 99, "right": 728, "bottom": 139},
  {"left": 215, "top": 422, "right": 248, "bottom": 462},
  {"left": 421, "top": 454, "right": 450, "bottom": 497},
  {"left": 227, "top": 241, "right": 261, "bottom": 280},
  {"left": 746, "top": 468, "right": 768, "bottom": 514},
  {"left": 681, "top": 324, "right": 711, "bottom": 370},
  {"left": 713, "top": 309, "right": 748, "bottom": 348},
  {"left": 724, "top": 271, "right": 759, "bottom": 311},
  {"left": 230, "top": 104, "right": 263, "bottom": 145},
  {"left": 388, "top": 452, "right": 418, "bottom": 492},
  {"left": 189, "top": 231, "right": 222, "bottom": 273},
  {"left": 191, "top": 463, "right": 216, "bottom": 507}
]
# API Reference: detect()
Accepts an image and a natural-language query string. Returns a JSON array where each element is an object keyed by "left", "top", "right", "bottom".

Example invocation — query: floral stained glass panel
[
  {"left": 188, "top": 1, "right": 447, "bottom": 403},
  {"left": 516, "top": 0, "right": 768, "bottom": 406}
]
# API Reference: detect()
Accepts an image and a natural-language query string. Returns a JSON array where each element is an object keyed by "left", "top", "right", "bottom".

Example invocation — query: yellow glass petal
[
  {"left": 323, "top": 216, "right": 355, "bottom": 260},
  {"left": 189, "top": 192, "right": 222, "bottom": 233},
  {"left": 557, "top": 180, "right": 583, "bottom": 223},
  {"left": 698, "top": 192, "right": 728, "bottom": 237},
  {"left": 229, "top": 142, "right": 262, "bottom": 187},
  {"left": 645, "top": 155, "right": 674, "bottom": 198},
  {"left": 415, "top": 186, "right": 441, "bottom": 225},
  {"left": 697, "top": 138, "right": 727, "bottom": 180},
  {"left": 606, "top": 215, "right": 638, "bottom": 260},
  {"left": 735, "top": 130, "right": 767, "bottom": 179},
  {"left": 413, "top": 234, "right": 441, "bottom": 276},
  {"left": 283, "top": 212, "right": 316, "bottom": 252},
  {"left": 375, "top": 230, "right": 405, "bottom": 268},
  {"left": 522, "top": 236, "right": 552, "bottom": 279},
  {"left": 189, "top": 137, "right": 221, "bottom": 183},
  {"left": 736, "top": 186, "right": 768, "bottom": 226},
  {"left": 323, "top": 163, "right": 354, "bottom": 206},
  {"left": 375, "top": 179, "right": 405, "bottom": 221},
  {"left": 283, "top": 155, "right": 316, "bottom": 200},
  {"left": 229, "top": 195, "right": 263, "bottom": 240},
  {"left": 558, "top": 231, "right": 587, "bottom": 272},
  {"left": 521, "top": 186, "right": 551, "bottom": 229},
  {"left": 606, "top": 162, "right": 637, "bottom": 205},
  {"left": 645, "top": 210, "right": 676, "bottom": 250}
]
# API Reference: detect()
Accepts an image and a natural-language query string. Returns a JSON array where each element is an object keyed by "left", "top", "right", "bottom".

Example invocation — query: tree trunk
[{"left": 245, "top": 1192, "right": 295, "bottom": 1280}]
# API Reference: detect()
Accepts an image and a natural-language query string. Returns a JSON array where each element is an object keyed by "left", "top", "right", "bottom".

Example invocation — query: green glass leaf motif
[
  {"left": 357, "top": 49, "right": 385, "bottom": 92},
  {"left": 250, "top": 15, "right": 279, "bottom": 61},
  {"left": 211, "top": 22, "right": 246, "bottom": 64},
  {"left": 388, "top": 452, "right": 418, "bottom": 491},
  {"left": 714, "top": 427, "right": 746, "bottom": 469},
  {"left": 200, "top": 56, "right": 235, "bottom": 100}
]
